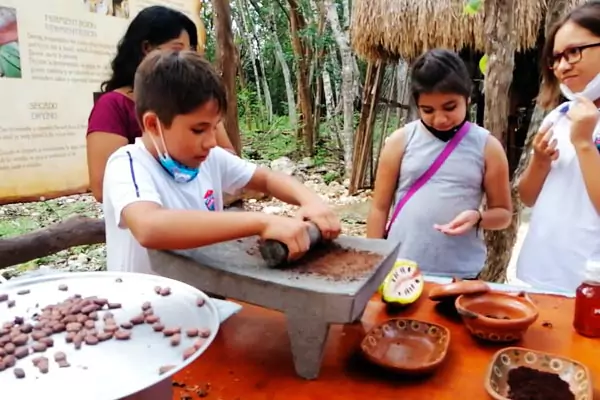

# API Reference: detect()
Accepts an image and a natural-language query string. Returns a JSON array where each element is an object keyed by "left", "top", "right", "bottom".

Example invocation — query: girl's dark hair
[
  {"left": 410, "top": 49, "right": 472, "bottom": 102},
  {"left": 540, "top": 1, "right": 600, "bottom": 109},
  {"left": 101, "top": 5, "right": 198, "bottom": 92}
]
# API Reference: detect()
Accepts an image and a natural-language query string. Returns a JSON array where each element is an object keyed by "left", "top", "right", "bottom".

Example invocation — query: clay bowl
[
  {"left": 429, "top": 277, "right": 491, "bottom": 303},
  {"left": 455, "top": 291, "right": 538, "bottom": 343},
  {"left": 485, "top": 347, "right": 593, "bottom": 400},
  {"left": 360, "top": 318, "right": 450, "bottom": 375}
]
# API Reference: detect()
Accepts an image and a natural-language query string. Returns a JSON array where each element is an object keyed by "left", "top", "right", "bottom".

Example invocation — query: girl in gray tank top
[{"left": 367, "top": 49, "right": 513, "bottom": 279}]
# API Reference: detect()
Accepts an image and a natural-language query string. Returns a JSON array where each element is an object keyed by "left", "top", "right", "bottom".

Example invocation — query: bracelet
[{"left": 475, "top": 209, "right": 483, "bottom": 236}]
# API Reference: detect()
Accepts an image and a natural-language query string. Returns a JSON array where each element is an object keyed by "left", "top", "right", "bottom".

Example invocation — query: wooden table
[{"left": 173, "top": 284, "right": 600, "bottom": 399}]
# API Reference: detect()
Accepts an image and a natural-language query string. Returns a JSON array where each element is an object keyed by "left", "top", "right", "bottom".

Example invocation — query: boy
[{"left": 104, "top": 50, "right": 342, "bottom": 399}]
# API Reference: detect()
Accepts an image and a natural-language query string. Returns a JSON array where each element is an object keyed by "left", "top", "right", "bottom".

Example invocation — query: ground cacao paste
[
  {"left": 287, "top": 243, "right": 381, "bottom": 281},
  {"left": 507, "top": 366, "right": 575, "bottom": 400}
]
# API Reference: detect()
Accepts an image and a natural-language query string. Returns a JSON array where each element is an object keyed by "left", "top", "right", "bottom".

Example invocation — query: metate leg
[{"left": 285, "top": 314, "right": 331, "bottom": 380}]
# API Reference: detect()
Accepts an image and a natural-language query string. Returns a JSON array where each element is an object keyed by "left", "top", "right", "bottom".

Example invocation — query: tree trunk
[
  {"left": 270, "top": 5, "right": 296, "bottom": 127},
  {"left": 322, "top": 59, "right": 341, "bottom": 148},
  {"left": 322, "top": 68, "right": 336, "bottom": 121},
  {"left": 258, "top": 53, "right": 274, "bottom": 123},
  {"left": 243, "top": 0, "right": 273, "bottom": 122},
  {"left": 287, "top": 0, "right": 315, "bottom": 155},
  {"left": 341, "top": 0, "right": 350, "bottom": 30},
  {"left": 237, "top": 57, "right": 253, "bottom": 130},
  {"left": 396, "top": 59, "right": 411, "bottom": 122},
  {"left": 478, "top": 0, "right": 517, "bottom": 283},
  {"left": 324, "top": 0, "right": 354, "bottom": 177},
  {"left": 308, "top": 0, "right": 325, "bottom": 87},
  {"left": 327, "top": 44, "right": 340, "bottom": 107},
  {"left": 313, "top": 75, "right": 324, "bottom": 139},
  {"left": 212, "top": 0, "right": 241, "bottom": 154},
  {"left": 375, "top": 64, "right": 397, "bottom": 172},
  {"left": 0, "top": 217, "right": 105, "bottom": 270},
  {"left": 235, "top": 0, "right": 264, "bottom": 123},
  {"left": 310, "top": 0, "right": 327, "bottom": 138}
]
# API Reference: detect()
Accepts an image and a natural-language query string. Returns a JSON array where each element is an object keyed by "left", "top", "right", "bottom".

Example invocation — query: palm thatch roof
[{"left": 350, "top": 0, "right": 582, "bottom": 61}]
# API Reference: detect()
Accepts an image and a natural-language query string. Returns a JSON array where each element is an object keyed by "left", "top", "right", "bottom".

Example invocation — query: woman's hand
[
  {"left": 532, "top": 122, "right": 559, "bottom": 165},
  {"left": 434, "top": 210, "right": 481, "bottom": 236},
  {"left": 568, "top": 95, "right": 600, "bottom": 149}
]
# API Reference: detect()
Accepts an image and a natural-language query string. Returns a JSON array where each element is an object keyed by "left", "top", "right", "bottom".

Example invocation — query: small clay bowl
[
  {"left": 455, "top": 291, "right": 538, "bottom": 343},
  {"left": 360, "top": 318, "right": 450, "bottom": 375},
  {"left": 429, "top": 277, "right": 490, "bottom": 302},
  {"left": 485, "top": 347, "right": 593, "bottom": 400}
]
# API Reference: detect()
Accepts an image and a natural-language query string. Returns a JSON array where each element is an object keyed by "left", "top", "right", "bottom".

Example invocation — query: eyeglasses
[{"left": 548, "top": 42, "right": 600, "bottom": 69}]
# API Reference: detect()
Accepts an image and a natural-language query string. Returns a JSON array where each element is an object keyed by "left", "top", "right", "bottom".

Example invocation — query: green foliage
[
  {"left": 312, "top": 144, "right": 330, "bottom": 167},
  {"left": 0, "top": 200, "right": 96, "bottom": 238},
  {"left": 464, "top": 0, "right": 483, "bottom": 14},
  {"left": 240, "top": 116, "right": 296, "bottom": 161},
  {"left": 323, "top": 171, "right": 339, "bottom": 185},
  {"left": 200, "top": 0, "right": 346, "bottom": 171}
]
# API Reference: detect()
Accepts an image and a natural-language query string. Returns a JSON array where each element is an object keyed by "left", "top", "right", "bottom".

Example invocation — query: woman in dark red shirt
[{"left": 87, "top": 5, "right": 235, "bottom": 202}]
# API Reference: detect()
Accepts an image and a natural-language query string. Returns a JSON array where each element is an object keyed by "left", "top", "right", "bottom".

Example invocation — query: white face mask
[{"left": 560, "top": 73, "right": 600, "bottom": 101}]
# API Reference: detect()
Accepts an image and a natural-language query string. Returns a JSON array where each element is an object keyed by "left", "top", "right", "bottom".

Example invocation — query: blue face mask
[
  {"left": 157, "top": 155, "right": 199, "bottom": 183},
  {"left": 148, "top": 119, "right": 199, "bottom": 183}
]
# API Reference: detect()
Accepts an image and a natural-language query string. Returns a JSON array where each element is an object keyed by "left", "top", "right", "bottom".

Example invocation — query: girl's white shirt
[{"left": 516, "top": 103, "right": 600, "bottom": 292}]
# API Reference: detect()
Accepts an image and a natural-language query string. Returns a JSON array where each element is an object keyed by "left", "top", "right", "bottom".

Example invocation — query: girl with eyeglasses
[{"left": 516, "top": 1, "right": 600, "bottom": 292}]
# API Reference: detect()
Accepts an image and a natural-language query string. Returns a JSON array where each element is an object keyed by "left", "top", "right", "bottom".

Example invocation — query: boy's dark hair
[
  {"left": 410, "top": 49, "right": 472, "bottom": 102},
  {"left": 134, "top": 50, "right": 227, "bottom": 127},
  {"left": 539, "top": 1, "right": 600, "bottom": 109},
  {"left": 101, "top": 5, "right": 198, "bottom": 92}
]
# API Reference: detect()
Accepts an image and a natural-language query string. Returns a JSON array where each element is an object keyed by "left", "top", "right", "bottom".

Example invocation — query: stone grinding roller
[{"left": 259, "top": 223, "right": 323, "bottom": 268}]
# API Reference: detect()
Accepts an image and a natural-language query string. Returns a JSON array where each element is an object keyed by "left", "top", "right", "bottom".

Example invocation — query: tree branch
[{"left": 0, "top": 216, "right": 105, "bottom": 270}]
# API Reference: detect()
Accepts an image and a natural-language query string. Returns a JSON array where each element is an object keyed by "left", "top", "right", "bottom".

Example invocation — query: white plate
[{"left": 0, "top": 271, "right": 219, "bottom": 400}]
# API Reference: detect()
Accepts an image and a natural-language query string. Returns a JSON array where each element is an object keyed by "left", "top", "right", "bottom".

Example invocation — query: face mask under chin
[
  {"left": 560, "top": 72, "right": 600, "bottom": 102},
  {"left": 147, "top": 119, "right": 200, "bottom": 183},
  {"left": 421, "top": 117, "right": 468, "bottom": 142}
]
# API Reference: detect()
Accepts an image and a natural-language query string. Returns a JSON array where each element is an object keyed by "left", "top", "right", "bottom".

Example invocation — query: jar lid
[{"left": 585, "top": 260, "right": 600, "bottom": 281}]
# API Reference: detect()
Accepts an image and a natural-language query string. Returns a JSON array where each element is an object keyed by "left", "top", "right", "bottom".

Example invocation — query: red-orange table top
[{"left": 173, "top": 284, "right": 600, "bottom": 399}]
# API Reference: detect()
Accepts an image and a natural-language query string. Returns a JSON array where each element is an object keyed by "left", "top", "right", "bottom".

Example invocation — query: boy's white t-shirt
[
  {"left": 102, "top": 138, "right": 257, "bottom": 275},
  {"left": 516, "top": 102, "right": 600, "bottom": 292}
]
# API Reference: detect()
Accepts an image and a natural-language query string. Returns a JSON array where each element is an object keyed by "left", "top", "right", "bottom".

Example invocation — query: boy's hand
[
  {"left": 297, "top": 201, "right": 342, "bottom": 241},
  {"left": 261, "top": 216, "right": 313, "bottom": 261}
]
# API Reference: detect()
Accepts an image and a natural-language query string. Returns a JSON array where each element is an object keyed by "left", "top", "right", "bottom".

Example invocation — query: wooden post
[
  {"left": 478, "top": 0, "right": 517, "bottom": 282},
  {"left": 349, "top": 60, "right": 385, "bottom": 194},
  {"left": 212, "top": 0, "right": 242, "bottom": 155}
]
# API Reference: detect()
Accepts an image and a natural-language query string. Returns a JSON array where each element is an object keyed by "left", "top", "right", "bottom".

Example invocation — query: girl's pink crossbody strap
[{"left": 384, "top": 122, "right": 471, "bottom": 237}]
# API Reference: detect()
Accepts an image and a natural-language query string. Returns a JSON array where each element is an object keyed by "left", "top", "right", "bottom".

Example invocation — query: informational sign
[{"left": 0, "top": 0, "right": 199, "bottom": 204}]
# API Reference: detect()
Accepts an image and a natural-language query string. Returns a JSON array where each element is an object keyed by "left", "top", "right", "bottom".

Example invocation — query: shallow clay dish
[
  {"left": 455, "top": 291, "right": 538, "bottom": 343},
  {"left": 485, "top": 347, "right": 593, "bottom": 400},
  {"left": 360, "top": 318, "right": 450, "bottom": 375},
  {"left": 429, "top": 277, "right": 490, "bottom": 302}
]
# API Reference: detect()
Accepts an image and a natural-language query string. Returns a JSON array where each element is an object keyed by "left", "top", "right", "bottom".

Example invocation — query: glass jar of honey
[{"left": 573, "top": 260, "right": 600, "bottom": 338}]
